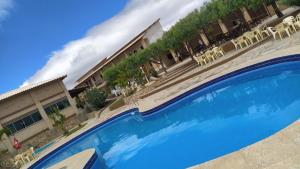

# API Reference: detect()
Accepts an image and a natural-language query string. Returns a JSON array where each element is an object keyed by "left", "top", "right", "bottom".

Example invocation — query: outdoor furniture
[
  {"left": 14, "top": 154, "right": 25, "bottom": 167},
  {"left": 283, "top": 16, "right": 297, "bottom": 32},
  {"left": 267, "top": 27, "right": 280, "bottom": 40},
  {"left": 212, "top": 47, "right": 225, "bottom": 57},
  {"left": 23, "top": 147, "right": 35, "bottom": 162},
  {"left": 194, "top": 53, "right": 208, "bottom": 66},
  {"left": 296, "top": 13, "right": 300, "bottom": 22},
  {"left": 267, "top": 24, "right": 291, "bottom": 40},
  {"left": 244, "top": 31, "right": 260, "bottom": 44},
  {"left": 230, "top": 39, "right": 241, "bottom": 50},
  {"left": 237, "top": 36, "right": 250, "bottom": 48},
  {"left": 294, "top": 14, "right": 300, "bottom": 29},
  {"left": 204, "top": 50, "right": 216, "bottom": 62},
  {"left": 275, "top": 23, "right": 292, "bottom": 39},
  {"left": 253, "top": 24, "right": 270, "bottom": 38}
]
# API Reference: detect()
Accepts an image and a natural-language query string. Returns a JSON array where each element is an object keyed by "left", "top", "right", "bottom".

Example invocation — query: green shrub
[
  {"left": 0, "top": 128, "right": 9, "bottom": 139},
  {"left": 49, "top": 108, "right": 68, "bottom": 135},
  {"left": 75, "top": 97, "right": 85, "bottom": 109},
  {"left": 280, "top": 0, "right": 300, "bottom": 6},
  {"left": 85, "top": 89, "right": 107, "bottom": 110},
  {"left": 109, "top": 98, "right": 125, "bottom": 111}
]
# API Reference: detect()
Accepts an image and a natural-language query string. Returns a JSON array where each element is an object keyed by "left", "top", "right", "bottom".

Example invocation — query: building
[
  {"left": 75, "top": 3, "right": 289, "bottom": 92},
  {"left": 0, "top": 76, "right": 78, "bottom": 153},
  {"left": 75, "top": 19, "right": 179, "bottom": 90}
]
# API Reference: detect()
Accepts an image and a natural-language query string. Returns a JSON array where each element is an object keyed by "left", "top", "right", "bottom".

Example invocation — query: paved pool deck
[{"left": 24, "top": 31, "right": 300, "bottom": 169}]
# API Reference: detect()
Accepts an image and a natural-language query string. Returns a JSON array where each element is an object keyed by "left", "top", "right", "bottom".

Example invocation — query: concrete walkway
[{"left": 189, "top": 120, "right": 300, "bottom": 169}]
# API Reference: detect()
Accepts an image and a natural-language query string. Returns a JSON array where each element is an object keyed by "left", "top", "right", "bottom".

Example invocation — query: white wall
[{"left": 144, "top": 21, "right": 164, "bottom": 44}]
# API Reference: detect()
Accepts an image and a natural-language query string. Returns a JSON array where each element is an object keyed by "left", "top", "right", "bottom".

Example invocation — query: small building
[{"left": 0, "top": 75, "right": 78, "bottom": 153}]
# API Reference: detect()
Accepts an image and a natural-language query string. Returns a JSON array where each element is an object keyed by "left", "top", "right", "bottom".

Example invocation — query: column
[
  {"left": 0, "top": 123, "right": 15, "bottom": 154},
  {"left": 90, "top": 78, "right": 96, "bottom": 88},
  {"left": 240, "top": 7, "right": 252, "bottom": 23},
  {"left": 29, "top": 92, "right": 53, "bottom": 130},
  {"left": 60, "top": 81, "right": 79, "bottom": 115},
  {"left": 218, "top": 19, "right": 229, "bottom": 34},
  {"left": 199, "top": 30, "right": 210, "bottom": 46},
  {"left": 141, "top": 38, "right": 149, "bottom": 48},
  {"left": 169, "top": 49, "right": 179, "bottom": 63},
  {"left": 263, "top": 3, "right": 272, "bottom": 17}
]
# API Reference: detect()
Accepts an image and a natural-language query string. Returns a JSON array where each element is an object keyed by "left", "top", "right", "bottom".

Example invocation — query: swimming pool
[{"left": 31, "top": 55, "right": 300, "bottom": 169}]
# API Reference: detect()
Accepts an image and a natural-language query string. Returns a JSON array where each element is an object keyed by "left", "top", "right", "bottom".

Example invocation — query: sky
[{"left": 0, "top": 0, "right": 206, "bottom": 94}]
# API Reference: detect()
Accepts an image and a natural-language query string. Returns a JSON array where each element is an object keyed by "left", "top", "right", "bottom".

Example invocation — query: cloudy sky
[{"left": 0, "top": 0, "right": 206, "bottom": 93}]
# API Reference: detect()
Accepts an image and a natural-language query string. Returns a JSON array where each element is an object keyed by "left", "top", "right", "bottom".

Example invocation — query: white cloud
[
  {"left": 0, "top": 0, "right": 13, "bottom": 25},
  {"left": 22, "top": 0, "right": 206, "bottom": 89}
]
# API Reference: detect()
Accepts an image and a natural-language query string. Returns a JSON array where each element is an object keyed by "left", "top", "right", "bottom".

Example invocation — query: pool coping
[{"left": 28, "top": 54, "right": 300, "bottom": 169}]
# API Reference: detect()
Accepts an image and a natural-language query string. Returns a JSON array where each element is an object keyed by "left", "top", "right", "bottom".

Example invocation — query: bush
[
  {"left": 75, "top": 97, "right": 85, "bottom": 109},
  {"left": 85, "top": 89, "right": 107, "bottom": 110}
]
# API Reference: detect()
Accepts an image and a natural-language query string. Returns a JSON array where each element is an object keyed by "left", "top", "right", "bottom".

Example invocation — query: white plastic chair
[
  {"left": 237, "top": 36, "right": 250, "bottom": 47},
  {"left": 212, "top": 47, "right": 225, "bottom": 57},
  {"left": 276, "top": 23, "right": 291, "bottom": 39},
  {"left": 231, "top": 39, "right": 241, "bottom": 50},
  {"left": 205, "top": 50, "right": 216, "bottom": 62},
  {"left": 244, "top": 31, "right": 260, "bottom": 44},
  {"left": 267, "top": 27, "right": 281, "bottom": 40},
  {"left": 257, "top": 25, "right": 270, "bottom": 38},
  {"left": 283, "top": 16, "right": 297, "bottom": 32}
]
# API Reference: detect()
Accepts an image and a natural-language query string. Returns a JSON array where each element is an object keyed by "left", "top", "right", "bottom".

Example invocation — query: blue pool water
[{"left": 34, "top": 59, "right": 300, "bottom": 169}]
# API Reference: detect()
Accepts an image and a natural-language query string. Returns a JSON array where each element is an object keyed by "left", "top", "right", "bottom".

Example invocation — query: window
[
  {"left": 44, "top": 98, "right": 70, "bottom": 115},
  {"left": 5, "top": 112, "right": 42, "bottom": 135}
]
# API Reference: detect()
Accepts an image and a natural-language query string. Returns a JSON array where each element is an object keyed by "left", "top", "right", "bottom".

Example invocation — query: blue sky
[
  {"left": 0, "top": 0, "right": 128, "bottom": 93},
  {"left": 0, "top": 0, "right": 205, "bottom": 94}
]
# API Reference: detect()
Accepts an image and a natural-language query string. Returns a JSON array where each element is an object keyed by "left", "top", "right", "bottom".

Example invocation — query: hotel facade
[{"left": 74, "top": 3, "right": 288, "bottom": 92}]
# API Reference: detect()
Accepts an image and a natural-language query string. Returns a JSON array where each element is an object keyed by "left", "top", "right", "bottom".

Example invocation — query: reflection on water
[{"left": 37, "top": 61, "right": 300, "bottom": 169}]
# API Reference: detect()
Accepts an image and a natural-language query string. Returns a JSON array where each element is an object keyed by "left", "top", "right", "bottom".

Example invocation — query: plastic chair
[
  {"left": 205, "top": 50, "right": 216, "bottom": 62},
  {"left": 267, "top": 27, "right": 281, "bottom": 40},
  {"left": 275, "top": 23, "right": 291, "bottom": 39},
  {"left": 212, "top": 47, "right": 225, "bottom": 57},
  {"left": 260, "top": 25, "right": 271, "bottom": 38},
  {"left": 244, "top": 31, "right": 260, "bottom": 44},
  {"left": 237, "top": 36, "right": 249, "bottom": 48},
  {"left": 14, "top": 154, "right": 25, "bottom": 167},
  {"left": 283, "top": 16, "right": 297, "bottom": 32},
  {"left": 231, "top": 39, "right": 241, "bottom": 50}
]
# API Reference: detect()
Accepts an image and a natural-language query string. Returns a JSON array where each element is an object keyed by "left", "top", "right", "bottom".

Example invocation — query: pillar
[
  {"left": 141, "top": 38, "right": 149, "bottom": 49},
  {"left": 60, "top": 81, "right": 79, "bottom": 115},
  {"left": 199, "top": 30, "right": 210, "bottom": 46},
  {"left": 140, "top": 66, "right": 150, "bottom": 83},
  {"left": 169, "top": 49, "right": 179, "bottom": 63},
  {"left": 0, "top": 123, "right": 15, "bottom": 154},
  {"left": 263, "top": 3, "right": 272, "bottom": 17},
  {"left": 29, "top": 92, "right": 53, "bottom": 130},
  {"left": 240, "top": 7, "right": 252, "bottom": 23},
  {"left": 90, "top": 78, "right": 96, "bottom": 88},
  {"left": 218, "top": 19, "right": 229, "bottom": 34}
]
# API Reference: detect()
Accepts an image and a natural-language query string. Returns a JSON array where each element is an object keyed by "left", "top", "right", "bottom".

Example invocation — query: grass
[{"left": 109, "top": 98, "right": 125, "bottom": 111}]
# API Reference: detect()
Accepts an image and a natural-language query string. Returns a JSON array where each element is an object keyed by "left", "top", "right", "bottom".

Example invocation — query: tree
[
  {"left": 265, "top": 0, "right": 284, "bottom": 18},
  {"left": 49, "top": 108, "right": 68, "bottom": 135},
  {"left": 280, "top": 0, "right": 300, "bottom": 6},
  {"left": 85, "top": 88, "right": 107, "bottom": 110},
  {"left": 0, "top": 128, "right": 9, "bottom": 140},
  {"left": 103, "top": 0, "right": 279, "bottom": 88}
]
